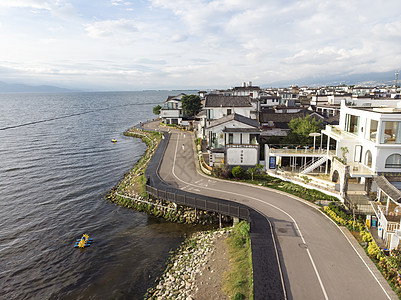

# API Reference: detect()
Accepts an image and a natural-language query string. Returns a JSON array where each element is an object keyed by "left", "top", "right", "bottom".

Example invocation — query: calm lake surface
[{"left": 0, "top": 91, "right": 202, "bottom": 299}]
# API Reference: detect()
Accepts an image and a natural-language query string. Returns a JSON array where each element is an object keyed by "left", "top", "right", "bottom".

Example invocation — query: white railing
[
  {"left": 377, "top": 205, "right": 400, "bottom": 233},
  {"left": 300, "top": 156, "right": 329, "bottom": 174}
]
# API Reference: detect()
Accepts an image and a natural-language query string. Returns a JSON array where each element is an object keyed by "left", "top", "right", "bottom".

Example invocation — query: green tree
[
  {"left": 285, "top": 116, "right": 323, "bottom": 145},
  {"left": 247, "top": 163, "right": 263, "bottom": 181},
  {"left": 153, "top": 105, "right": 162, "bottom": 115},
  {"left": 181, "top": 95, "right": 202, "bottom": 117}
]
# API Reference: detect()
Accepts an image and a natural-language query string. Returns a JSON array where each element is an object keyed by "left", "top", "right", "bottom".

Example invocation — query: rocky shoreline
[
  {"left": 145, "top": 229, "right": 230, "bottom": 300},
  {"left": 107, "top": 125, "right": 233, "bottom": 299},
  {"left": 106, "top": 126, "right": 231, "bottom": 226}
]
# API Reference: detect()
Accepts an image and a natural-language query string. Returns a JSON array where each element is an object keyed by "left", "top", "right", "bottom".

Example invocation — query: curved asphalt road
[{"left": 144, "top": 121, "right": 397, "bottom": 300}]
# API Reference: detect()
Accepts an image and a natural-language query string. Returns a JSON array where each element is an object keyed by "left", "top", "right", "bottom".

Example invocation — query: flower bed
[{"left": 323, "top": 204, "right": 401, "bottom": 297}]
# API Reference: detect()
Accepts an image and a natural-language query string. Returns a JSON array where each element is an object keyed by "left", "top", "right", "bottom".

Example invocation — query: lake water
[{"left": 0, "top": 91, "right": 202, "bottom": 299}]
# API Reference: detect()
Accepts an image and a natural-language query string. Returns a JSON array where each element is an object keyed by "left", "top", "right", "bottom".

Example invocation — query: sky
[{"left": 0, "top": 0, "right": 400, "bottom": 91}]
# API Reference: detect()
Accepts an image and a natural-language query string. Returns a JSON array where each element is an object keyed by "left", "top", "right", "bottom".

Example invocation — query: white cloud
[
  {"left": 85, "top": 19, "right": 140, "bottom": 40},
  {"left": 168, "top": 33, "right": 188, "bottom": 43},
  {"left": 1, "top": 0, "right": 401, "bottom": 90},
  {"left": 0, "top": 0, "right": 52, "bottom": 10}
]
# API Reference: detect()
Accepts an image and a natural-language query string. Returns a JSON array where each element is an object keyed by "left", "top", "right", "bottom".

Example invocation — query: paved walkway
[{"left": 144, "top": 121, "right": 397, "bottom": 300}]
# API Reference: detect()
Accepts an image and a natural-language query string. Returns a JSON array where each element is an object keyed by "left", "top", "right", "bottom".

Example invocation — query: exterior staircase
[{"left": 300, "top": 156, "right": 328, "bottom": 174}]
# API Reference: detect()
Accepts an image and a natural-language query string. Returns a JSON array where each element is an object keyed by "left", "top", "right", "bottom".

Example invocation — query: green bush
[{"left": 232, "top": 166, "right": 246, "bottom": 179}]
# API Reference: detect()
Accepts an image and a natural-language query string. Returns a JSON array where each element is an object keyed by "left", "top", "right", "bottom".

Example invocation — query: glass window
[
  {"left": 345, "top": 114, "right": 360, "bottom": 135},
  {"left": 250, "top": 134, "right": 258, "bottom": 145},
  {"left": 354, "top": 145, "right": 362, "bottom": 162},
  {"left": 369, "top": 120, "right": 378, "bottom": 142},
  {"left": 385, "top": 154, "right": 401, "bottom": 168},
  {"left": 228, "top": 133, "right": 233, "bottom": 144},
  {"left": 380, "top": 121, "right": 401, "bottom": 144}
]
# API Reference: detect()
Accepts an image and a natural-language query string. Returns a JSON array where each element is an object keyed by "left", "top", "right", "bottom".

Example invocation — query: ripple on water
[{"left": 0, "top": 91, "right": 203, "bottom": 299}]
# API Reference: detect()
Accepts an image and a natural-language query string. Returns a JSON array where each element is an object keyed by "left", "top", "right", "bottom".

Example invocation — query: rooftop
[
  {"left": 204, "top": 95, "right": 252, "bottom": 107},
  {"left": 208, "top": 113, "right": 259, "bottom": 129}
]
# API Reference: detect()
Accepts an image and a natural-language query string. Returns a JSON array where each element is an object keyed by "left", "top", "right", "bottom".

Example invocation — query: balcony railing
[
  {"left": 210, "top": 142, "right": 259, "bottom": 149},
  {"left": 227, "top": 143, "right": 258, "bottom": 148},
  {"left": 322, "top": 125, "right": 357, "bottom": 141},
  {"left": 377, "top": 205, "right": 401, "bottom": 233}
]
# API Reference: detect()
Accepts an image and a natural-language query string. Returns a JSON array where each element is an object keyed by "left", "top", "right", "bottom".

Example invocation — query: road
[{"left": 144, "top": 121, "right": 397, "bottom": 300}]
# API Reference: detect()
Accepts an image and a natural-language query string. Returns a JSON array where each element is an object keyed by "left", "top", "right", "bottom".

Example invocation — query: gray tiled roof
[
  {"left": 374, "top": 176, "right": 401, "bottom": 203},
  {"left": 166, "top": 93, "right": 186, "bottom": 102},
  {"left": 259, "top": 109, "right": 313, "bottom": 123},
  {"left": 204, "top": 95, "right": 252, "bottom": 107},
  {"left": 208, "top": 113, "right": 259, "bottom": 129}
]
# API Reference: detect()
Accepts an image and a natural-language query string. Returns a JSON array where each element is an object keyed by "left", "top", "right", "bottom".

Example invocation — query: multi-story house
[
  {"left": 204, "top": 95, "right": 256, "bottom": 121},
  {"left": 160, "top": 93, "right": 186, "bottom": 125},
  {"left": 231, "top": 82, "right": 261, "bottom": 99},
  {"left": 323, "top": 100, "right": 401, "bottom": 181},
  {"left": 201, "top": 94, "right": 260, "bottom": 167}
]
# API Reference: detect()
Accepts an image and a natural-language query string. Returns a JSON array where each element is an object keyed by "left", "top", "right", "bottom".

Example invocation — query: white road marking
[{"left": 163, "top": 130, "right": 392, "bottom": 300}]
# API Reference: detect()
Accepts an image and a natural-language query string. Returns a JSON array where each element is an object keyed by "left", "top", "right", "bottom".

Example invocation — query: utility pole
[{"left": 396, "top": 70, "right": 399, "bottom": 89}]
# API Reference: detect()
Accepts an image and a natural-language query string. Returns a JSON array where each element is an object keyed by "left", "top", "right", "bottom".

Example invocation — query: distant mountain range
[
  {"left": 268, "top": 70, "right": 399, "bottom": 88},
  {"left": 0, "top": 81, "right": 78, "bottom": 93}
]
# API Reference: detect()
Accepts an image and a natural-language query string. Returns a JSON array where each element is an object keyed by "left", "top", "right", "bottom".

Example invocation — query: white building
[
  {"left": 231, "top": 81, "right": 261, "bottom": 99},
  {"left": 199, "top": 94, "right": 261, "bottom": 167},
  {"left": 160, "top": 93, "right": 186, "bottom": 125},
  {"left": 323, "top": 100, "right": 401, "bottom": 177},
  {"left": 206, "top": 113, "right": 260, "bottom": 167},
  {"left": 204, "top": 95, "right": 256, "bottom": 121}
]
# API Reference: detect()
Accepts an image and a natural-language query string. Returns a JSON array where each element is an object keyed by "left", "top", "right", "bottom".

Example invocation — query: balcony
[
  {"left": 372, "top": 203, "right": 401, "bottom": 233},
  {"left": 269, "top": 146, "right": 335, "bottom": 157},
  {"left": 322, "top": 125, "right": 358, "bottom": 141},
  {"left": 160, "top": 109, "right": 181, "bottom": 118}
]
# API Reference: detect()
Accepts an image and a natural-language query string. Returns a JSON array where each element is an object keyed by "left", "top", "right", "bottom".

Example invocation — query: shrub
[
  {"left": 233, "top": 292, "right": 245, "bottom": 300},
  {"left": 232, "top": 166, "right": 246, "bottom": 179},
  {"left": 212, "top": 165, "right": 232, "bottom": 179},
  {"left": 360, "top": 230, "right": 373, "bottom": 243}
]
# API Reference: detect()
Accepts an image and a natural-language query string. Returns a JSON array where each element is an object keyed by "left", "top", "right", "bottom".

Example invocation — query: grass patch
[
  {"left": 224, "top": 173, "right": 338, "bottom": 204},
  {"left": 224, "top": 221, "right": 253, "bottom": 299}
]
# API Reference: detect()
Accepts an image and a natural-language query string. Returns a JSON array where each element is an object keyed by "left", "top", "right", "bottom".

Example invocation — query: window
[
  {"left": 227, "top": 109, "right": 232, "bottom": 115},
  {"left": 368, "top": 120, "right": 378, "bottom": 142},
  {"left": 380, "top": 121, "right": 401, "bottom": 144},
  {"left": 207, "top": 109, "right": 214, "bottom": 120},
  {"left": 250, "top": 134, "right": 258, "bottom": 145},
  {"left": 354, "top": 145, "right": 362, "bottom": 162},
  {"left": 228, "top": 133, "right": 233, "bottom": 144},
  {"left": 345, "top": 114, "right": 360, "bottom": 135},
  {"left": 365, "top": 150, "right": 372, "bottom": 168},
  {"left": 385, "top": 154, "right": 401, "bottom": 168}
]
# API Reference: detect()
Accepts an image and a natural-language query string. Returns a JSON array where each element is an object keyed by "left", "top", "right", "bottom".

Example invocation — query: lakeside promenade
[{"left": 143, "top": 121, "right": 397, "bottom": 299}]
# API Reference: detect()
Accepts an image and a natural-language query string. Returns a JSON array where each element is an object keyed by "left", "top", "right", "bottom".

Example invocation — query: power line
[{"left": 0, "top": 102, "right": 160, "bottom": 131}]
